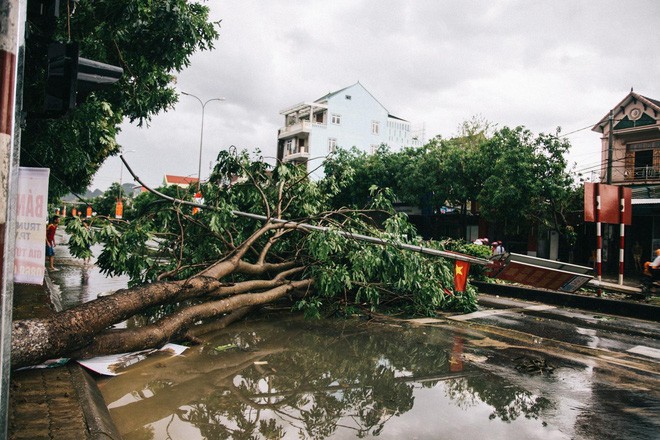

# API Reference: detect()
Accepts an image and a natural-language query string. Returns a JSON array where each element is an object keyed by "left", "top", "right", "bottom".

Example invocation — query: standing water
[{"left": 97, "top": 313, "right": 659, "bottom": 439}]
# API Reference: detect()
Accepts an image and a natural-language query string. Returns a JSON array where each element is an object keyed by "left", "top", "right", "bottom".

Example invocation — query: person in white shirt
[
  {"left": 492, "top": 241, "right": 505, "bottom": 255},
  {"left": 643, "top": 248, "right": 660, "bottom": 275}
]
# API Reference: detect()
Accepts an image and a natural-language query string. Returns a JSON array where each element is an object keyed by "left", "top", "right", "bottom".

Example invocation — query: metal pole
[
  {"left": 595, "top": 184, "right": 602, "bottom": 282},
  {"left": 0, "top": 0, "right": 26, "bottom": 434},
  {"left": 618, "top": 186, "right": 625, "bottom": 285},
  {"left": 197, "top": 103, "right": 205, "bottom": 190},
  {"left": 181, "top": 92, "right": 225, "bottom": 191},
  {"left": 120, "top": 155, "right": 493, "bottom": 267}
]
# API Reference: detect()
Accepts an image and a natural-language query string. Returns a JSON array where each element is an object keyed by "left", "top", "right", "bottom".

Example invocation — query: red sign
[
  {"left": 495, "top": 261, "right": 591, "bottom": 293},
  {"left": 584, "top": 183, "right": 631, "bottom": 225}
]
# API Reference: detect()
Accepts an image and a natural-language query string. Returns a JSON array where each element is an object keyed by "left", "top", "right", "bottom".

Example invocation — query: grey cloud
[{"left": 92, "top": 0, "right": 660, "bottom": 191}]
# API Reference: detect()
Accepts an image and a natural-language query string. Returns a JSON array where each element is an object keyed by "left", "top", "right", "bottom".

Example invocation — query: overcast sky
[{"left": 92, "top": 0, "right": 660, "bottom": 191}]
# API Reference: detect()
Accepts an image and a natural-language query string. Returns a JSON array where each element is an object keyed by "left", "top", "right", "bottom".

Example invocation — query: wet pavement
[
  {"left": 9, "top": 231, "right": 127, "bottom": 440},
  {"left": 7, "top": 230, "right": 660, "bottom": 439},
  {"left": 456, "top": 295, "right": 660, "bottom": 359}
]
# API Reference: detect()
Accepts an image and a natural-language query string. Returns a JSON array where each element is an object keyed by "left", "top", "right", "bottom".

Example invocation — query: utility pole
[{"left": 0, "top": 0, "right": 26, "bottom": 435}]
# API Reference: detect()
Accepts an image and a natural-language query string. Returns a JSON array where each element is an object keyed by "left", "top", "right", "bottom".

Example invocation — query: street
[{"left": 36, "top": 236, "right": 660, "bottom": 439}]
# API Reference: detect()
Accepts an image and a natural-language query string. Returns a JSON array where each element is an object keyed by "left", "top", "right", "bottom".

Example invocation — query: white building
[{"left": 277, "top": 82, "right": 424, "bottom": 177}]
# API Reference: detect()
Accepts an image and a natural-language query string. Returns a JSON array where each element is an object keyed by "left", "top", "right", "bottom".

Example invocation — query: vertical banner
[
  {"left": 115, "top": 200, "right": 123, "bottom": 219},
  {"left": 13, "top": 167, "right": 50, "bottom": 284},
  {"left": 192, "top": 191, "right": 203, "bottom": 215},
  {"left": 454, "top": 260, "right": 470, "bottom": 292}
]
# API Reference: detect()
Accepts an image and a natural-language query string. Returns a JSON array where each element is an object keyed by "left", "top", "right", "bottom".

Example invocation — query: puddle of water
[{"left": 96, "top": 313, "right": 660, "bottom": 440}]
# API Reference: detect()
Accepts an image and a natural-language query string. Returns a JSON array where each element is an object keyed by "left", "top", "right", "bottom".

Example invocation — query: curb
[
  {"left": 43, "top": 272, "right": 123, "bottom": 439},
  {"left": 69, "top": 364, "right": 123, "bottom": 440},
  {"left": 473, "top": 281, "right": 660, "bottom": 322}
]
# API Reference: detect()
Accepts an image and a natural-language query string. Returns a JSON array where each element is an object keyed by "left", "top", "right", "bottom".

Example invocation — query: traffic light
[
  {"left": 45, "top": 42, "right": 123, "bottom": 115},
  {"left": 45, "top": 42, "right": 77, "bottom": 114}
]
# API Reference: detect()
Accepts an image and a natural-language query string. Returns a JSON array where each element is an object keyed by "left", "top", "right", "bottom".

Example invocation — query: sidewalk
[{"left": 8, "top": 232, "right": 125, "bottom": 440}]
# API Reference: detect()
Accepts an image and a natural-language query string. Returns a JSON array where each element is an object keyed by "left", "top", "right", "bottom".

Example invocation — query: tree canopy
[
  {"left": 21, "top": 0, "right": 220, "bottom": 198},
  {"left": 322, "top": 121, "right": 580, "bottom": 242}
]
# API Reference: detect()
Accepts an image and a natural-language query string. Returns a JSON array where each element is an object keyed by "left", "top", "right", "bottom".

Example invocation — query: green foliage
[
  {"left": 65, "top": 216, "right": 95, "bottom": 261},
  {"left": 73, "top": 150, "right": 478, "bottom": 317},
  {"left": 22, "top": 0, "right": 220, "bottom": 199},
  {"left": 322, "top": 120, "right": 580, "bottom": 242},
  {"left": 90, "top": 182, "right": 132, "bottom": 218}
]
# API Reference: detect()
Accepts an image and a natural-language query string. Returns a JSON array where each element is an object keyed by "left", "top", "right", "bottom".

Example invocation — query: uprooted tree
[{"left": 12, "top": 151, "right": 487, "bottom": 369}]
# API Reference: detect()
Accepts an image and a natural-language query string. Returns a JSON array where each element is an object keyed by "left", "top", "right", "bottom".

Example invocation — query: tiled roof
[
  {"left": 164, "top": 175, "right": 199, "bottom": 185},
  {"left": 642, "top": 95, "right": 660, "bottom": 107}
]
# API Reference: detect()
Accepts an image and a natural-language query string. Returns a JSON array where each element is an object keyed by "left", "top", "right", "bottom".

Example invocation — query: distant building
[
  {"left": 163, "top": 175, "right": 199, "bottom": 188},
  {"left": 277, "top": 82, "right": 424, "bottom": 177},
  {"left": 592, "top": 91, "right": 660, "bottom": 185}
]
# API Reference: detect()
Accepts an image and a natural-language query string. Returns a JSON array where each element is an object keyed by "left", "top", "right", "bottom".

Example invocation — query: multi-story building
[
  {"left": 592, "top": 90, "right": 660, "bottom": 269},
  {"left": 593, "top": 91, "right": 660, "bottom": 184},
  {"left": 277, "top": 82, "right": 423, "bottom": 177}
]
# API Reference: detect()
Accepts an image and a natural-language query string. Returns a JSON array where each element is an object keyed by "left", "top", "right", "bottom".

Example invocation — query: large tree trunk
[{"left": 11, "top": 271, "right": 311, "bottom": 369}]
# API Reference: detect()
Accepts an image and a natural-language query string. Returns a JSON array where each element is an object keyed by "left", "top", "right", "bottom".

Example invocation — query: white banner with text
[{"left": 14, "top": 167, "right": 50, "bottom": 284}]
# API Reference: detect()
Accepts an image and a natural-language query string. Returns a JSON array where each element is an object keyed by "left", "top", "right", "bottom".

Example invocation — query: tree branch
[{"left": 71, "top": 279, "right": 313, "bottom": 357}]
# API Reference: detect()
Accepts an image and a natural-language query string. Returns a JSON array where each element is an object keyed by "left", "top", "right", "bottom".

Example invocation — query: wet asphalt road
[{"left": 457, "top": 294, "right": 660, "bottom": 364}]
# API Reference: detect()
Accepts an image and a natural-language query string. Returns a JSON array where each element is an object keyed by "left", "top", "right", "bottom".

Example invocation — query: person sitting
[{"left": 643, "top": 248, "right": 660, "bottom": 276}]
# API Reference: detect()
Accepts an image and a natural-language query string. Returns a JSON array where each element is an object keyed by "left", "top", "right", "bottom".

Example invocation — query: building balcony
[
  {"left": 279, "top": 121, "right": 312, "bottom": 139},
  {"left": 282, "top": 146, "right": 310, "bottom": 163},
  {"left": 626, "top": 165, "right": 660, "bottom": 182},
  {"left": 278, "top": 121, "right": 327, "bottom": 139}
]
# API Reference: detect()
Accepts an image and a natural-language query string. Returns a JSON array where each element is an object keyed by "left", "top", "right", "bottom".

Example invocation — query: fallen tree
[{"left": 12, "top": 150, "right": 484, "bottom": 369}]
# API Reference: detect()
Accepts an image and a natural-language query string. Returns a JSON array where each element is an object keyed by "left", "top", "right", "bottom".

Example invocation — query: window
[
  {"left": 345, "top": 95, "right": 352, "bottom": 100},
  {"left": 370, "top": 144, "right": 378, "bottom": 154},
  {"left": 371, "top": 121, "right": 379, "bottom": 135},
  {"left": 331, "top": 114, "right": 341, "bottom": 125},
  {"left": 285, "top": 139, "right": 293, "bottom": 154},
  {"left": 628, "top": 140, "right": 660, "bottom": 180},
  {"left": 328, "top": 138, "right": 337, "bottom": 153}
]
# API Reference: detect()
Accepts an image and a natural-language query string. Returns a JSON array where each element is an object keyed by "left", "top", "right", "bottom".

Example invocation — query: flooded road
[{"left": 98, "top": 313, "right": 659, "bottom": 440}]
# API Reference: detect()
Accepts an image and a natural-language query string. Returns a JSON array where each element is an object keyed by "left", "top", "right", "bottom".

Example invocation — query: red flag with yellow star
[{"left": 454, "top": 260, "right": 470, "bottom": 292}]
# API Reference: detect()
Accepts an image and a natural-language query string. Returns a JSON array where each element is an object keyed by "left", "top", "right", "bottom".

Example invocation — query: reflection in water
[{"left": 101, "top": 316, "right": 564, "bottom": 439}]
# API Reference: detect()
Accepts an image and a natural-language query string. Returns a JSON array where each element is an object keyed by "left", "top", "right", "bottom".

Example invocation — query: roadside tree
[
  {"left": 477, "top": 127, "right": 579, "bottom": 241},
  {"left": 322, "top": 121, "right": 579, "bottom": 244},
  {"left": 21, "top": 0, "right": 219, "bottom": 198},
  {"left": 12, "top": 151, "right": 480, "bottom": 368}
]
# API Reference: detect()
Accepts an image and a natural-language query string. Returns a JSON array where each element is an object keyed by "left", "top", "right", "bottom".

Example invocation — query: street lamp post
[
  {"left": 182, "top": 92, "right": 225, "bottom": 190},
  {"left": 116, "top": 149, "right": 135, "bottom": 219}
]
